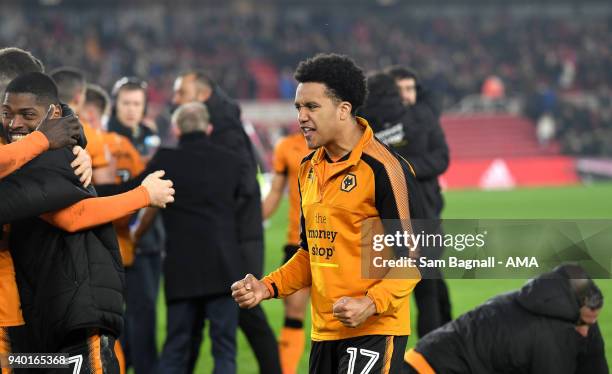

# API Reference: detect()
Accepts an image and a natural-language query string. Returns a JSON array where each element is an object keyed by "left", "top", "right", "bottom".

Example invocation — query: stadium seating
[{"left": 441, "top": 114, "right": 560, "bottom": 160}]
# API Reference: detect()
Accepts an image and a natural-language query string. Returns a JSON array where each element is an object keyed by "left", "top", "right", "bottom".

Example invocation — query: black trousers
[
  {"left": 413, "top": 275, "right": 452, "bottom": 337},
  {"left": 187, "top": 305, "right": 282, "bottom": 374},
  {"left": 121, "top": 252, "right": 162, "bottom": 374},
  {"left": 158, "top": 296, "right": 238, "bottom": 374}
]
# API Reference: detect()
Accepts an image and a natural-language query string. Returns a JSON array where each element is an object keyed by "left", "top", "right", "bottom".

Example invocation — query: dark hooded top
[
  {"left": 414, "top": 268, "right": 608, "bottom": 374},
  {"left": 359, "top": 74, "right": 449, "bottom": 219},
  {"left": 3, "top": 147, "right": 124, "bottom": 352}
]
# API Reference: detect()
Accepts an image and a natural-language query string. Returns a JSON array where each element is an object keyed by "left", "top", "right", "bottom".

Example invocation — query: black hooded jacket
[
  {"left": 359, "top": 74, "right": 449, "bottom": 218},
  {"left": 204, "top": 86, "right": 264, "bottom": 277},
  {"left": 3, "top": 147, "right": 124, "bottom": 352},
  {"left": 414, "top": 268, "right": 608, "bottom": 374}
]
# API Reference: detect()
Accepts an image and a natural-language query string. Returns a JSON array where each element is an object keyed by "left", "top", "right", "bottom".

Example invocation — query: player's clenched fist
[
  {"left": 332, "top": 296, "right": 377, "bottom": 328},
  {"left": 231, "top": 274, "right": 270, "bottom": 309}
]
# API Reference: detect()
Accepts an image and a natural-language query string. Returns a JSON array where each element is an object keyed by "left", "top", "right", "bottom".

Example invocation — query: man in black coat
[
  {"left": 359, "top": 70, "right": 452, "bottom": 337},
  {"left": 172, "top": 71, "right": 264, "bottom": 274},
  {"left": 172, "top": 71, "right": 281, "bottom": 374},
  {"left": 130, "top": 102, "right": 250, "bottom": 374},
  {"left": 404, "top": 265, "right": 608, "bottom": 374},
  {"left": 380, "top": 66, "right": 448, "bottom": 219}
]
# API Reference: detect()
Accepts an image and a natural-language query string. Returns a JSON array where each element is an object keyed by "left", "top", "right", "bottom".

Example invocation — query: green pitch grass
[{"left": 150, "top": 183, "right": 612, "bottom": 373}]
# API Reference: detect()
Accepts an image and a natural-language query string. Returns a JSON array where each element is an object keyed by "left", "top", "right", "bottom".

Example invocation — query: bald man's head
[{"left": 171, "top": 102, "right": 210, "bottom": 135}]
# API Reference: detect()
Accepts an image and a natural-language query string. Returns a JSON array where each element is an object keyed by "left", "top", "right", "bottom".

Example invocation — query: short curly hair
[{"left": 294, "top": 53, "right": 367, "bottom": 115}]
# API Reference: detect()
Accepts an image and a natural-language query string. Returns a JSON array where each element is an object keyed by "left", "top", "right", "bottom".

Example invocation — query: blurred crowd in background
[{"left": 0, "top": 1, "right": 610, "bottom": 156}]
